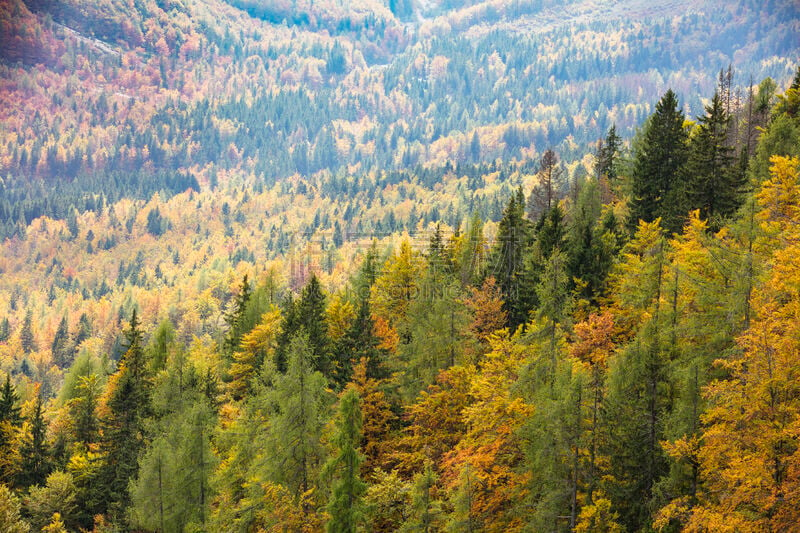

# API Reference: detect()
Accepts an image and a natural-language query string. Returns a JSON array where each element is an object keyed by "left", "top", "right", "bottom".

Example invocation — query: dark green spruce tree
[
  {"left": 20, "top": 310, "right": 36, "bottom": 354},
  {"left": 51, "top": 315, "right": 72, "bottom": 369},
  {"left": 223, "top": 274, "right": 252, "bottom": 356},
  {"left": 17, "top": 393, "right": 51, "bottom": 488},
  {"left": 0, "top": 375, "right": 21, "bottom": 425},
  {"left": 629, "top": 89, "right": 690, "bottom": 234},
  {"left": 97, "top": 310, "right": 152, "bottom": 523},
  {"left": 686, "top": 92, "right": 744, "bottom": 229},
  {"left": 596, "top": 124, "right": 622, "bottom": 183},
  {"left": 487, "top": 187, "right": 532, "bottom": 329},
  {"left": 297, "top": 274, "right": 331, "bottom": 376},
  {"left": 332, "top": 297, "right": 387, "bottom": 388}
]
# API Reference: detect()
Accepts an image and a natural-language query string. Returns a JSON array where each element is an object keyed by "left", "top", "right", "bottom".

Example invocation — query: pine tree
[
  {"left": 458, "top": 212, "right": 486, "bottom": 287},
  {"left": 371, "top": 239, "right": 425, "bottom": 338},
  {"left": 352, "top": 240, "right": 381, "bottom": 300},
  {"left": 229, "top": 308, "right": 281, "bottom": 400},
  {"left": 398, "top": 278, "right": 470, "bottom": 400},
  {"left": 275, "top": 293, "right": 300, "bottom": 372},
  {"left": 146, "top": 319, "right": 175, "bottom": 373},
  {"left": 535, "top": 249, "right": 572, "bottom": 383},
  {"left": 569, "top": 197, "right": 619, "bottom": 306},
  {"left": 0, "top": 376, "right": 22, "bottom": 486},
  {"left": 668, "top": 156, "right": 800, "bottom": 531},
  {"left": 129, "top": 402, "right": 216, "bottom": 532},
  {"left": 686, "top": 92, "right": 743, "bottom": 229},
  {"left": 629, "top": 89, "right": 690, "bottom": 234},
  {"left": 71, "top": 313, "right": 91, "bottom": 348},
  {"left": 325, "top": 388, "right": 366, "bottom": 533},
  {"left": 446, "top": 464, "right": 482, "bottom": 533},
  {"left": 603, "top": 220, "right": 672, "bottom": 530}
]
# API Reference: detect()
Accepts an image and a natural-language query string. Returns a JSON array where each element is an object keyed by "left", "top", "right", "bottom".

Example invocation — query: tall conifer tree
[{"left": 629, "top": 90, "right": 690, "bottom": 233}]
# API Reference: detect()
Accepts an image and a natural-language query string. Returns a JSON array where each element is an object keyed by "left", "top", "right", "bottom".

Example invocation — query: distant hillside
[{"left": 0, "top": 0, "right": 796, "bottom": 237}]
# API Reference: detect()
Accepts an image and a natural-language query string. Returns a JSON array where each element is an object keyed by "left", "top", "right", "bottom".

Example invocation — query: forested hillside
[
  {"left": 0, "top": 0, "right": 796, "bottom": 239},
  {"left": 1, "top": 0, "right": 800, "bottom": 531}
]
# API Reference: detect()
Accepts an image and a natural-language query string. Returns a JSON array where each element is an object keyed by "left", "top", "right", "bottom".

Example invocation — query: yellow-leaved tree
[{"left": 680, "top": 156, "right": 800, "bottom": 531}]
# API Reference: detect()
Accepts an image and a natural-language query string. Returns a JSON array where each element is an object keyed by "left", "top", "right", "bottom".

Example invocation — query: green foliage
[
  {"left": 397, "top": 284, "right": 471, "bottom": 402},
  {"left": 23, "top": 471, "right": 79, "bottom": 531},
  {"left": 332, "top": 298, "right": 387, "bottom": 388},
  {"left": 296, "top": 274, "right": 332, "bottom": 375},
  {"left": 487, "top": 188, "right": 532, "bottom": 329},
  {"left": 266, "top": 332, "right": 332, "bottom": 497},
  {"left": 596, "top": 124, "right": 623, "bottom": 183},
  {"left": 364, "top": 469, "right": 411, "bottom": 532},
  {"left": 223, "top": 274, "right": 253, "bottom": 356},
  {"left": 686, "top": 92, "right": 744, "bottom": 228},
  {"left": 17, "top": 395, "right": 51, "bottom": 488},
  {"left": 147, "top": 319, "right": 176, "bottom": 373},
  {"left": 129, "top": 401, "right": 216, "bottom": 532},
  {"left": 325, "top": 388, "right": 366, "bottom": 533},
  {"left": 50, "top": 316, "right": 72, "bottom": 369},
  {"left": 603, "top": 329, "right": 672, "bottom": 531},
  {"left": 0, "top": 483, "right": 29, "bottom": 533},
  {"left": 629, "top": 89, "right": 690, "bottom": 234},
  {"left": 69, "top": 374, "right": 102, "bottom": 447},
  {"left": 446, "top": 464, "right": 482, "bottom": 533},
  {"left": 0, "top": 376, "right": 21, "bottom": 426},
  {"left": 97, "top": 310, "right": 152, "bottom": 522},
  {"left": 401, "top": 464, "right": 442, "bottom": 532},
  {"left": 20, "top": 310, "right": 36, "bottom": 354}
]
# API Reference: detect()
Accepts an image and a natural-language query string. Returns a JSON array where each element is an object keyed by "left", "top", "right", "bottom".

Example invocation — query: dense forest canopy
[{"left": 1, "top": 0, "right": 800, "bottom": 531}]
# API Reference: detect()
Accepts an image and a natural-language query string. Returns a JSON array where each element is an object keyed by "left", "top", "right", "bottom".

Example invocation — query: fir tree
[
  {"left": 402, "top": 463, "right": 442, "bottom": 532},
  {"left": 331, "top": 297, "right": 387, "bottom": 388},
  {"left": 69, "top": 374, "right": 101, "bottom": 447},
  {"left": 71, "top": 313, "right": 91, "bottom": 348},
  {"left": 528, "top": 149, "right": 566, "bottom": 221}
]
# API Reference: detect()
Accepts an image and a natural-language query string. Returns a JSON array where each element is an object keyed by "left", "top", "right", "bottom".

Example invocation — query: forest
[
  {"left": 1, "top": 0, "right": 800, "bottom": 531},
  {"left": 0, "top": 66, "right": 798, "bottom": 531}
]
